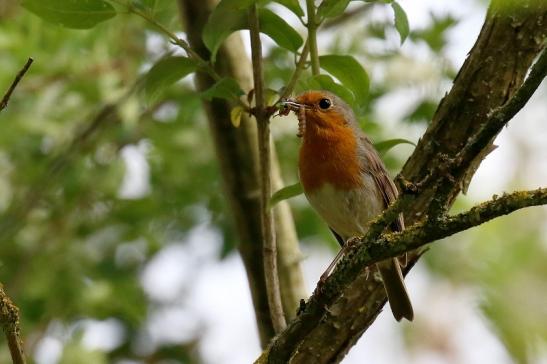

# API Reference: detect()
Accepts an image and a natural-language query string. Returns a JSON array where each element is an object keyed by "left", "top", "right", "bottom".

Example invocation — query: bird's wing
[
  {"left": 330, "top": 227, "right": 345, "bottom": 247},
  {"left": 358, "top": 135, "right": 405, "bottom": 232}
]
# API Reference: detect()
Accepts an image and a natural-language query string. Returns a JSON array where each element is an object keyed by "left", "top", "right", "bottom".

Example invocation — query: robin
[{"left": 281, "top": 90, "right": 414, "bottom": 321}]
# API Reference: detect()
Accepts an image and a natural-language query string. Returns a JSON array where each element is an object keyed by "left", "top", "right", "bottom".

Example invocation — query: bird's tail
[{"left": 377, "top": 258, "right": 414, "bottom": 321}]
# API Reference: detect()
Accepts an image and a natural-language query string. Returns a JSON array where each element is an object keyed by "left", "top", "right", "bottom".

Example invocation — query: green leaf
[
  {"left": 317, "top": 0, "right": 351, "bottom": 19},
  {"left": 144, "top": 56, "right": 197, "bottom": 102},
  {"left": 202, "top": 2, "right": 246, "bottom": 60},
  {"left": 21, "top": 0, "right": 116, "bottom": 29},
  {"left": 318, "top": 55, "right": 369, "bottom": 106},
  {"left": 264, "top": 88, "right": 280, "bottom": 106},
  {"left": 302, "top": 75, "right": 355, "bottom": 106},
  {"left": 275, "top": 0, "right": 305, "bottom": 17},
  {"left": 374, "top": 138, "right": 415, "bottom": 154},
  {"left": 203, "top": 3, "right": 303, "bottom": 60},
  {"left": 259, "top": 9, "right": 303, "bottom": 53},
  {"left": 269, "top": 182, "right": 303, "bottom": 207},
  {"left": 201, "top": 78, "right": 245, "bottom": 100},
  {"left": 391, "top": 1, "right": 409, "bottom": 44},
  {"left": 230, "top": 106, "right": 244, "bottom": 127}
]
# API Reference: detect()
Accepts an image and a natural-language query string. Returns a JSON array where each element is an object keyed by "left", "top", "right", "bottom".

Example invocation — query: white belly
[{"left": 304, "top": 175, "right": 384, "bottom": 242}]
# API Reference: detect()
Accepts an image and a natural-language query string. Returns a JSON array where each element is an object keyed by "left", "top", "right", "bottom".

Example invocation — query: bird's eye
[{"left": 318, "top": 98, "right": 331, "bottom": 110}]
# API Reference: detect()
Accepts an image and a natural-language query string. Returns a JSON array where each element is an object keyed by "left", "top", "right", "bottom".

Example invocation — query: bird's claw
[{"left": 296, "top": 298, "right": 307, "bottom": 316}]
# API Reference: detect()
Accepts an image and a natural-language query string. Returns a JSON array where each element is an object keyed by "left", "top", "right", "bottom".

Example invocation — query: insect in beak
[
  {"left": 276, "top": 99, "right": 305, "bottom": 117},
  {"left": 278, "top": 99, "right": 308, "bottom": 138}
]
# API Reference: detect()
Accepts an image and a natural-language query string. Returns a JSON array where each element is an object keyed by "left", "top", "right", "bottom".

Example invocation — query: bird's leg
[
  {"left": 319, "top": 236, "right": 362, "bottom": 282},
  {"left": 319, "top": 247, "right": 346, "bottom": 282}
]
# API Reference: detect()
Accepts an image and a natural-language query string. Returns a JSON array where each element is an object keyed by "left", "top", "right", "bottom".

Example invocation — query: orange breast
[{"left": 298, "top": 124, "right": 363, "bottom": 192}]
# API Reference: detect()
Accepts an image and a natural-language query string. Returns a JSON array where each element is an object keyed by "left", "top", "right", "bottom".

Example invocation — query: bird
[{"left": 281, "top": 90, "right": 414, "bottom": 321}]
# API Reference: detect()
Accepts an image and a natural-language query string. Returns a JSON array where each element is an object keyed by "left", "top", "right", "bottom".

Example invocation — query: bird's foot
[
  {"left": 345, "top": 236, "right": 362, "bottom": 249},
  {"left": 296, "top": 298, "right": 306, "bottom": 316}
]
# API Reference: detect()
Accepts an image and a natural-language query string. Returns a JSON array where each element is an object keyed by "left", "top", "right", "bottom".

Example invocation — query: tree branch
[
  {"left": 0, "top": 57, "right": 33, "bottom": 113},
  {"left": 0, "top": 285, "right": 26, "bottom": 364},
  {"left": 248, "top": 4, "right": 286, "bottom": 333},
  {"left": 459, "top": 47, "right": 547, "bottom": 169},
  {"left": 334, "top": 188, "right": 547, "bottom": 286},
  {"left": 259, "top": 187, "right": 547, "bottom": 363},
  {"left": 428, "top": 47, "right": 546, "bottom": 215}
]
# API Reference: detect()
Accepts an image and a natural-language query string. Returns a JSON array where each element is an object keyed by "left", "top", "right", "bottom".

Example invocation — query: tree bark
[
  {"left": 263, "top": 0, "right": 547, "bottom": 362},
  {"left": 177, "top": 0, "right": 306, "bottom": 347}
]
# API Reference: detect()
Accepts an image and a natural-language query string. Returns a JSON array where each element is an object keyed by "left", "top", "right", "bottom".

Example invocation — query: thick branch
[
  {"left": 430, "top": 47, "right": 547, "bottom": 215},
  {"left": 458, "top": 47, "right": 547, "bottom": 169},
  {"left": 249, "top": 4, "right": 286, "bottom": 333},
  {"left": 337, "top": 188, "right": 547, "bottom": 281},
  {"left": 260, "top": 187, "right": 547, "bottom": 362}
]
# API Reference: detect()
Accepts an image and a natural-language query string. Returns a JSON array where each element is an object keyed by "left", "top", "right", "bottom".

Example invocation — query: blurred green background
[{"left": 1, "top": 0, "right": 546, "bottom": 363}]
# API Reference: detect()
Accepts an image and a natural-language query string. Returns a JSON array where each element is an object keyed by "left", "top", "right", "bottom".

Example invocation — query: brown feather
[{"left": 358, "top": 135, "right": 405, "bottom": 232}]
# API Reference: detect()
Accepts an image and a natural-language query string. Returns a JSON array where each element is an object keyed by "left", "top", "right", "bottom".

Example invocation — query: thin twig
[
  {"left": 248, "top": 4, "right": 286, "bottom": 333},
  {"left": 0, "top": 285, "right": 26, "bottom": 364},
  {"left": 0, "top": 58, "right": 33, "bottom": 113},
  {"left": 305, "top": 0, "right": 320, "bottom": 76},
  {"left": 276, "top": 41, "right": 310, "bottom": 104}
]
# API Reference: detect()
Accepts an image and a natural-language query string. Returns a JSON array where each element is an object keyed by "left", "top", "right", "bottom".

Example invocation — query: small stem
[
  {"left": 276, "top": 41, "right": 310, "bottom": 103},
  {"left": 306, "top": 0, "right": 320, "bottom": 76},
  {"left": 248, "top": 5, "right": 286, "bottom": 333}
]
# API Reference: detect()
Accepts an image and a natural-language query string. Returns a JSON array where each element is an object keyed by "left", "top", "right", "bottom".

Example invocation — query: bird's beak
[{"left": 280, "top": 99, "right": 306, "bottom": 111}]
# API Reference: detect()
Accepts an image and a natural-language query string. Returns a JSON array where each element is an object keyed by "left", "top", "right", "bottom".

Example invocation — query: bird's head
[{"left": 281, "top": 90, "right": 357, "bottom": 138}]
